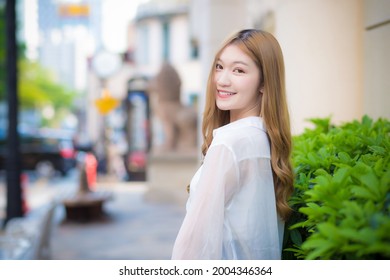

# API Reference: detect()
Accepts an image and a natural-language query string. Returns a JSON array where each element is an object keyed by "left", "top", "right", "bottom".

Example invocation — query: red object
[
  {"left": 20, "top": 173, "right": 29, "bottom": 214},
  {"left": 85, "top": 153, "right": 97, "bottom": 190},
  {"left": 60, "top": 147, "right": 75, "bottom": 159},
  {"left": 129, "top": 151, "right": 146, "bottom": 169}
]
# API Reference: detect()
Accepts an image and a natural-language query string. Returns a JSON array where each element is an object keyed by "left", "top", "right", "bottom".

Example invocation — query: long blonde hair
[{"left": 201, "top": 29, "right": 294, "bottom": 221}]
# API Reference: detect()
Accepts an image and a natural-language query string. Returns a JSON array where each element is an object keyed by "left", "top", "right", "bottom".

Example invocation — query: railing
[{"left": 0, "top": 201, "right": 57, "bottom": 260}]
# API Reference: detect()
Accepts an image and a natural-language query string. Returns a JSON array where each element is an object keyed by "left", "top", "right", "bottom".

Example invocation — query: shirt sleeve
[{"left": 171, "top": 144, "right": 239, "bottom": 259}]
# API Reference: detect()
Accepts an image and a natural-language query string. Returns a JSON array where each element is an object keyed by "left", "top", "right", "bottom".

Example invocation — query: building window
[
  {"left": 190, "top": 38, "right": 199, "bottom": 59},
  {"left": 162, "top": 22, "right": 170, "bottom": 61},
  {"left": 139, "top": 25, "right": 149, "bottom": 64}
]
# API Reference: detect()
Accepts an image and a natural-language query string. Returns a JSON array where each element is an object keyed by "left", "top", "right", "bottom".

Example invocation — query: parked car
[{"left": 0, "top": 133, "right": 76, "bottom": 177}]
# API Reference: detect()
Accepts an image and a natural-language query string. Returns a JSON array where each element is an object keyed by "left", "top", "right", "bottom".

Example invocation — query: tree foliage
[{"left": 18, "top": 60, "right": 76, "bottom": 110}]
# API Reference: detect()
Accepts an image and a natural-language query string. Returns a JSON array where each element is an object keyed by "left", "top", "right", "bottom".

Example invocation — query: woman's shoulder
[{"left": 211, "top": 117, "right": 270, "bottom": 158}]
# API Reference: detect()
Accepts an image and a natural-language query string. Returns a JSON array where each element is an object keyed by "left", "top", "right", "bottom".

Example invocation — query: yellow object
[
  {"left": 58, "top": 5, "right": 90, "bottom": 17},
  {"left": 95, "top": 88, "right": 119, "bottom": 115}
]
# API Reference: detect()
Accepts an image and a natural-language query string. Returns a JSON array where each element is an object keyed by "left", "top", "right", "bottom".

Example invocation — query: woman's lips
[{"left": 217, "top": 90, "right": 236, "bottom": 98}]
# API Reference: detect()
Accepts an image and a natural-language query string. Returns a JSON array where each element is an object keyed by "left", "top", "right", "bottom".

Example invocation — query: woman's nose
[{"left": 216, "top": 71, "right": 231, "bottom": 86}]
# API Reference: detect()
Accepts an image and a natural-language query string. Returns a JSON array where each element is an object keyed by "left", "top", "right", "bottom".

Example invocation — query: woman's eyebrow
[{"left": 216, "top": 58, "right": 249, "bottom": 66}]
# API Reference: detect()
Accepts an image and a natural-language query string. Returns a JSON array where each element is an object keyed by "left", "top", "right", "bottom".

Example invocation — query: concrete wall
[
  {"left": 275, "top": 0, "right": 364, "bottom": 133},
  {"left": 363, "top": 0, "right": 390, "bottom": 120}
]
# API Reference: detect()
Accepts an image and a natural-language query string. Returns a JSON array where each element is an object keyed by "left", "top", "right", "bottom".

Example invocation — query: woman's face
[{"left": 214, "top": 44, "right": 262, "bottom": 122}]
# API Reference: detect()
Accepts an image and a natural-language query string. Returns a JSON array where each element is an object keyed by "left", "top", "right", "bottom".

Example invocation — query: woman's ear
[{"left": 257, "top": 88, "right": 263, "bottom": 103}]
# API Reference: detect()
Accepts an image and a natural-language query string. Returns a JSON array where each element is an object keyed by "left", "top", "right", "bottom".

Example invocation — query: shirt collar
[{"left": 212, "top": 116, "right": 266, "bottom": 137}]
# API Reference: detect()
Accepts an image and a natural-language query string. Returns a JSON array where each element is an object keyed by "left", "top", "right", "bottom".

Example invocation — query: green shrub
[{"left": 283, "top": 115, "right": 390, "bottom": 259}]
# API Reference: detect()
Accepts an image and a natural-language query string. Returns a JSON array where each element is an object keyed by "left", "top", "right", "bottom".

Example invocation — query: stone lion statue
[{"left": 147, "top": 63, "right": 197, "bottom": 153}]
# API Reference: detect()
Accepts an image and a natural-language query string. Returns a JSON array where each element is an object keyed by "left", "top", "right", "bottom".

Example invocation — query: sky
[{"left": 101, "top": 0, "right": 147, "bottom": 53}]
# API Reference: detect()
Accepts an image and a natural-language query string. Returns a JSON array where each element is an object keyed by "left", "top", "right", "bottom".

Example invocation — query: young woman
[{"left": 171, "top": 29, "right": 294, "bottom": 259}]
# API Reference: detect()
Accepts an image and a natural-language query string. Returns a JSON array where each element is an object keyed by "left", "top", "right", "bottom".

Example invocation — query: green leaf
[
  {"left": 369, "top": 145, "right": 386, "bottom": 156},
  {"left": 351, "top": 186, "right": 378, "bottom": 201},
  {"left": 332, "top": 167, "right": 351, "bottom": 185},
  {"left": 352, "top": 162, "right": 380, "bottom": 198},
  {"left": 338, "top": 152, "right": 352, "bottom": 164},
  {"left": 302, "top": 238, "right": 334, "bottom": 260},
  {"left": 290, "top": 229, "right": 303, "bottom": 246},
  {"left": 317, "top": 223, "right": 340, "bottom": 241},
  {"left": 338, "top": 228, "right": 360, "bottom": 240}
]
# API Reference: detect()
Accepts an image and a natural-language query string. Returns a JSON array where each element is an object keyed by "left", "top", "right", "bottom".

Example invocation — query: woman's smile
[{"left": 217, "top": 89, "right": 237, "bottom": 98}]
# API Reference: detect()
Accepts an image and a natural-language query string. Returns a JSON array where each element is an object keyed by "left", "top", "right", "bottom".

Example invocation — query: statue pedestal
[{"left": 145, "top": 151, "right": 199, "bottom": 206}]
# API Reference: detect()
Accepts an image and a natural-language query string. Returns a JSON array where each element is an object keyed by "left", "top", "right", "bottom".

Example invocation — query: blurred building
[
  {"left": 134, "top": 0, "right": 201, "bottom": 106},
  {"left": 131, "top": 0, "right": 201, "bottom": 150},
  {"left": 37, "top": 0, "right": 101, "bottom": 92}
]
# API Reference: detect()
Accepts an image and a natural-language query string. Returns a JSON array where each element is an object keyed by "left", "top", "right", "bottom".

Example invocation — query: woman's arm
[{"left": 171, "top": 144, "right": 239, "bottom": 259}]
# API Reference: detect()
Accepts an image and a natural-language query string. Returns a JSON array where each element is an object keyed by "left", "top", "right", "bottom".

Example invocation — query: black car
[{"left": 0, "top": 133, "right": 76, "bottom": 177}]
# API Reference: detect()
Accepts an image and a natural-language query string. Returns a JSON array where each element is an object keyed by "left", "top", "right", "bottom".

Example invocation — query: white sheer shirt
[{"left": 171, "top": 116, "right": 284, "bottom": 260}]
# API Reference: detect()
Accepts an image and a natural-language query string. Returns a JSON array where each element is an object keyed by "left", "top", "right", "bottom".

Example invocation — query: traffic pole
[{"left": 4, "top": 0, "right": 23, "bottom": 227}]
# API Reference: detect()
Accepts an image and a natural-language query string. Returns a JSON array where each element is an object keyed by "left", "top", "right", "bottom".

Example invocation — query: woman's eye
[
  {"left": 234, "top": 68, "right": 245, "bottom": 74},
  {"left": 215, "top": 63, "right": 223, "bottom": 70}
]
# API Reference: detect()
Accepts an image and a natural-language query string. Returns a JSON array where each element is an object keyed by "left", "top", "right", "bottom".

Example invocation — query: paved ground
[
  {"left": 1, "top": 171, "right": 186, "bottom": 260},
  {"left": 52, "top": 183, "right": 186, "bottom": 260}
]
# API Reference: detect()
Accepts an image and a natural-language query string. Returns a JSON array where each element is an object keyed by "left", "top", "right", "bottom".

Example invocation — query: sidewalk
[
  {"left": 51, "top": 181, "right": 186, "bottom": 260},
  {"left": 1, "top": 171, "right": 186, "bottom": 260}
]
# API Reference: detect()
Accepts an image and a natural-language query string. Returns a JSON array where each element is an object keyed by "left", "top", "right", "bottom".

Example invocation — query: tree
[
  {"left": 19, "top": 59, "right": 78, "bottom": 127},
  {"left": 18, "top": 60, "right": 77, "bottom": 110}
]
